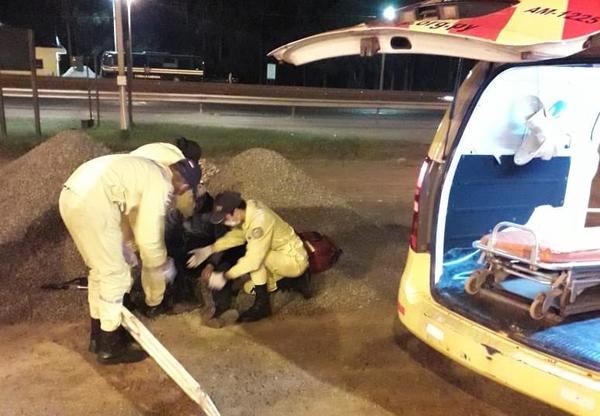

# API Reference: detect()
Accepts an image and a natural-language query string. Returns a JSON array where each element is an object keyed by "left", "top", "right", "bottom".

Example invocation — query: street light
[
  {"left": 112, "top": 0, "right": 128, "bottom": 130},
  {"left": 383, "top": 6, "right": 397, "bottom": 21},
  {"left": 379, "top": 6, "right": 396, "bottom": 90},
  {"left": 126, "top": 0, "right": 134, "bottom": 126}
]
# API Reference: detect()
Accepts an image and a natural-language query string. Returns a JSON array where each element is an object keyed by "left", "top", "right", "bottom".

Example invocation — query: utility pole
[
  {"left": 126, "top": 0, "right": 134, "bottom": 127},
  {"left": 112, "top": 0, "right": 118, "bottom": 51},
  {"left": 379, "top": 53, "right": 386, "bottom": 90},
  {"left": 113, "top": 0, "right": 129, "bottom": 131},
  {"left": 28, "top": 29, "right": 42, "bottom": 136},
  {"left": 62, "top": 0, "right": 73, "bottom": 65},
  {"left": 0, "top": 80, "right": 7, "bottom": 140}
]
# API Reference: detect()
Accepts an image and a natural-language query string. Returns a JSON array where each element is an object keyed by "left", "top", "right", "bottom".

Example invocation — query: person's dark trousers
[
  {"left": 210, "top": 244, "right": 247, "bottom": 316},
  {"left": 166, "top": 221, "right": 202, "bottom": 305},
  {"left": 212, "top": 280, "right": 235, "bottom": 317}
]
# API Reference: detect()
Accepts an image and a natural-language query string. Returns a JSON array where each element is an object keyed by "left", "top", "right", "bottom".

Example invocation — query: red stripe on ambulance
[
  {"left": 562, "top": 0, "right": 600, "bottom": 39},
  {"left": 448, "top": 6, "right": 516, "bottom": 40}
]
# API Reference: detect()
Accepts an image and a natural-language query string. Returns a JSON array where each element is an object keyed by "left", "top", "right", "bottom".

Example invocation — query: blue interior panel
[{"left": 444, "top": 155, "right": 570, "bottom": 250}]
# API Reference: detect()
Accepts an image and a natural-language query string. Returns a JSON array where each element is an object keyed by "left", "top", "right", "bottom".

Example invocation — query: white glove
[
  {"left": 208, "top": 271, "right": 227, "bottom": 290},
  {"left": 160, "top": 257, "right": 177, "bottom": 285},
  {"left": 122, "top": 241, "right": 139, "bottom": 268},
  {"left": 187, "top": 245, "right": 214, "bottom": 268}
]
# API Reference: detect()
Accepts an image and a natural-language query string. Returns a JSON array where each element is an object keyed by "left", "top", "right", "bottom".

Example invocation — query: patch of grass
[
  {"left": 1, "top": 118, "right": 427, "bottom": 160},
  {"left": 1, "top": 118, "right": 80, "bottom": 155}
]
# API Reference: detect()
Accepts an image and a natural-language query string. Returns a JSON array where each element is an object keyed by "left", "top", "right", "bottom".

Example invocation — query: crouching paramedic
[
  {"left": 59, "top": 154, "right": 201, "bottom": 364},
  {"left": 187, "top": 191, "right": 311, "bottom": 322}
]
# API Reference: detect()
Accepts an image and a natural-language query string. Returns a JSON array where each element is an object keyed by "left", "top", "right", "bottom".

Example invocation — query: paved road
[{"left": 4, "top": 96, "right": 444, "bottom": 142}]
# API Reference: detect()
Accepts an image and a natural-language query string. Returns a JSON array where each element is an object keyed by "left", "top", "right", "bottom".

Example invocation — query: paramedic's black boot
[
  {"left": 118, "top": 326, "right": 144, "bottom": 352},
  {"left": 291, "top": 270, "right": 313, "bottom": 299},
  {"left": 97, "top": 327, "right": 148, "bottom": 365},
  {"left": 143, "top": 303, "right": 169, "bottom": 318},
  {"left": 212, "top": 280, "right": 234, "bottom": 318},
  {"left": 237, "top": 284, "right": 271, "bottom": 323},
  {"left": 143, "top": 291, "right": 173, "bottom": 318},
  {"left": 88, "top": 318, "right": 101, "bottom": 353}
]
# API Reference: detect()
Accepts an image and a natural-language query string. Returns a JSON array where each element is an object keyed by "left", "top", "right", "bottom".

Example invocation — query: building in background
[{"left": 0, "top": 25, "right": 66, "bottom": 76}]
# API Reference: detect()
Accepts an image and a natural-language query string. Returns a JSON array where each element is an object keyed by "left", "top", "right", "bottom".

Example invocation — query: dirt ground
[{"left": 0, "top": 153, "right": 566, "bottom": 416}]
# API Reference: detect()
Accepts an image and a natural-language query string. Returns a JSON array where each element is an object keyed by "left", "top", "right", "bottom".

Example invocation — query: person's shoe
[
  {"left": 277, "top": 271, "right": 313, "bottom": 299},
  {"left": 205, "top": 309, "right": 240, "bottom": 329},
  {"left": 122, "top": 293, "right": 136, "bottom": 311},
  {"left": 143, "top": 302, "right": 171, "bottom": 319},
  {"left": 291, "top": 270, "right": 313, "bottom": 299},
  {"left": 118, "top": 326, "right": 144, "bottom": 352},
  {"left": 96, "top": 327, "right": 148, "bottom": 365},
  {"left": 88, "top": 318, "right": 101, "bottom": 353},
  {"left": 237, "top": 284, "right": 272, "bottom": 323}
]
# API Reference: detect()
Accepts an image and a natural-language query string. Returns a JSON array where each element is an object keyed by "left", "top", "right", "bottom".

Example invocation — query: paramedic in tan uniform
[
  {"left": 59, "top": 154, "right": 201, "bottom": 364},
  {"left": 187, "top": 191, "right": 310, "bottom": 322}
]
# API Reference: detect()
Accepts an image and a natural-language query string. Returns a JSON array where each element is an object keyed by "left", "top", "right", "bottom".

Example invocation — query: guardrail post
[
  {"left": 291, "top": 106, "right": 296, "bottom": 118},
  {"left": 0, "top": 85, "right": 7, "bottom": 140},
  {"left": 28, "top": 29, "right": 42, "bottom": 137},
  {"left": 94, "top": 55, "right": 101, "bottom": 127},
  {"left": 199, "top": 103, "right": 203, "bottom": 114}
]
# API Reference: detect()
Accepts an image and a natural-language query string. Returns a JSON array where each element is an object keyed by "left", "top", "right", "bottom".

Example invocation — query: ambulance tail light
[{"left": 409, "top": 157, "right": 430, "bottom": 251}]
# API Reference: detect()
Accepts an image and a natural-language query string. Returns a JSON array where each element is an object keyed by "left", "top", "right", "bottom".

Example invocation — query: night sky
[{"left": 0, "top": 0, "right": 459, "bottom": 90}]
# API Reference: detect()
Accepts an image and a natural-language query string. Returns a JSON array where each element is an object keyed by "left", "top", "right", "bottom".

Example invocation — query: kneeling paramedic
[
  {"left": 59, "top": 154, "right": 201, "bottom": 364},
  {"left": 187, "top": 191, "right": 311, "bottom": 322}
]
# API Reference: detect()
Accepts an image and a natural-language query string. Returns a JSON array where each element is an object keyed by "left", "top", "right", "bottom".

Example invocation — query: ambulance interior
[{"left": 434, "top": 63, "right": 600, "bottom": 370}]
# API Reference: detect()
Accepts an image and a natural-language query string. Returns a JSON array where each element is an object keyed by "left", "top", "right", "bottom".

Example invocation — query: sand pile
[
  {"left": 0, "top": 131, "right": 110, "bottom": 324},
  {"left": 0, "top": 130, "right": 109, "bottom": 246},
  {"left": 208, "top": 148, "right": 349, "bottom": 209},
  {"left": 199, "top": 158, "right": 219, "bottom": 185}
]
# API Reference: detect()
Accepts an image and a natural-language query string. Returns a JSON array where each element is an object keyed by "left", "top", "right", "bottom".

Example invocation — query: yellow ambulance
[{"left": 271, "top": 1, "right": 600, "bottom": 414}]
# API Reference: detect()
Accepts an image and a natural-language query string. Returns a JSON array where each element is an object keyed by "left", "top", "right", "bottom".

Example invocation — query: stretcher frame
[{"left": 466, "top": 221, "right": 600, "bottom": 320}]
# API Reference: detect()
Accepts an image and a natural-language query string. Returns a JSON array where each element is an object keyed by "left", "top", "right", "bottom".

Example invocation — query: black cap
[
  {"left": 174, "top": 137, "right": 202, "bottom": 161},
  {"left": 173, "top": 158, "right": 202, "bottom": 196},
  {"left": 209, "top": 191, "right": 242, "bottom": 224}
]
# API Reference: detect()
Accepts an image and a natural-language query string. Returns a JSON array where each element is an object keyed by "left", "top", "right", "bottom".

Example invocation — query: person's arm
[
  {"left": 212, "top": 228, "right": 247, "bottom": 253},
  {"left": 225, "top": 215, "right": 274, "bottom": 279}
]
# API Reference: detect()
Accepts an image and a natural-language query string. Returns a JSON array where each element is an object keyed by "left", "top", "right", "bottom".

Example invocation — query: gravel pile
[
  {"left": 199, "top": 158, "right": 219, "bottom": 185},
  {"left": 208, "top": 148, "right": 348, "bottom": 209},
  {"left": 0, "top": 130, "right": 109, "bottom": 246}
]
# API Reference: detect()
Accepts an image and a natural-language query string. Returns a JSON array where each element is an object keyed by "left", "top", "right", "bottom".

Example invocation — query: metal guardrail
[{"left": 2, "top": 87, "right": 450, "bottom": 110}]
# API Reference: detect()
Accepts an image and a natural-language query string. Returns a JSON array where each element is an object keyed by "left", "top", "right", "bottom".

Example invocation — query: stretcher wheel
[
  {"left": 465, "top": 270, "right": 489, "bottom": 295},
  {"left": 559, "top": 288, "right": 572, "bottom": 316},
  {"left": 530, "top": 293, "right": 547, "bottom": 320}
]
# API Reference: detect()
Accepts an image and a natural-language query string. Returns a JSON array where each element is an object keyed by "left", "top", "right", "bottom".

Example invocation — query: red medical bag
[{"left": 297, "top": 231, "right": 343, "bottom": 274}]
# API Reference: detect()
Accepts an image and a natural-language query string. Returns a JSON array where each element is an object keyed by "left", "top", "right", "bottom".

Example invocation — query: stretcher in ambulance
[{"left": 270, "top": 1, "right": 600, "bottom": 414}]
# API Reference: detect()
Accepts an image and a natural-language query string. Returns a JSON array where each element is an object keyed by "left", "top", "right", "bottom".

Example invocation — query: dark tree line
[{"left": 0, "top": 0, "right": 461, "bottom": 91}]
